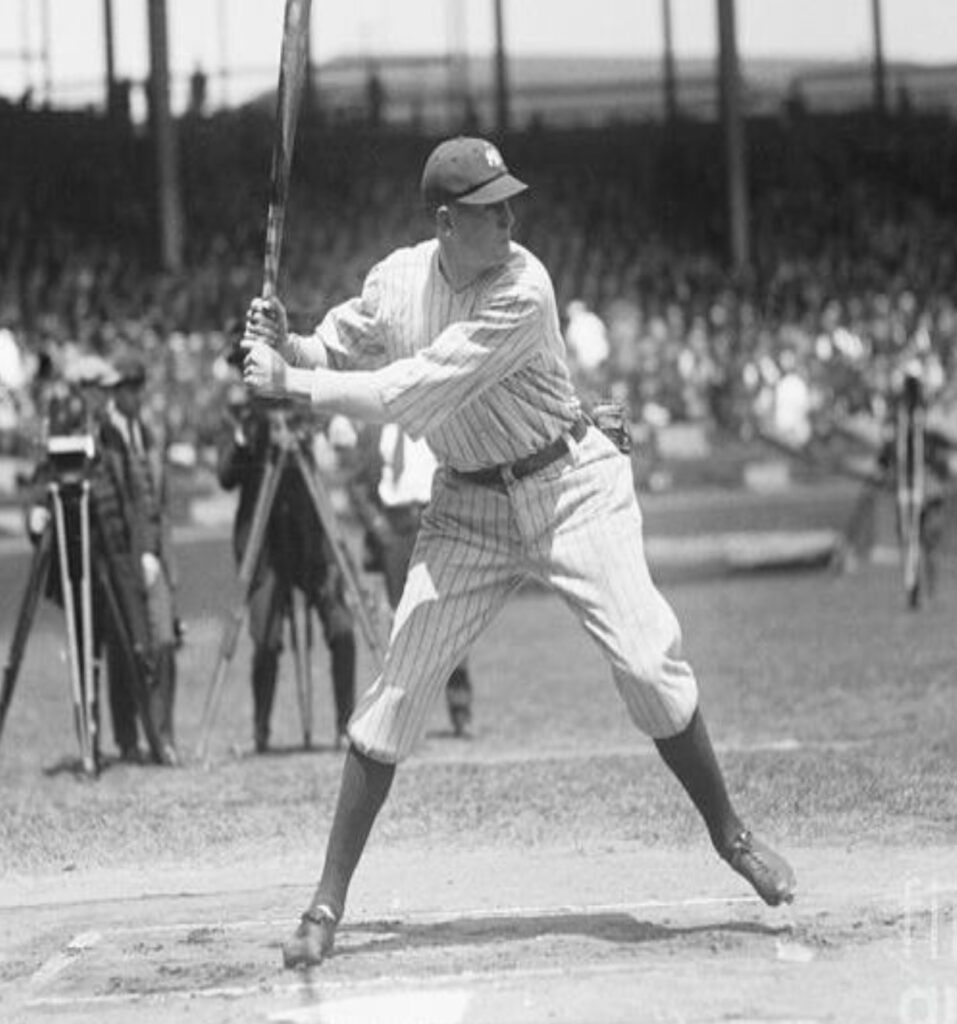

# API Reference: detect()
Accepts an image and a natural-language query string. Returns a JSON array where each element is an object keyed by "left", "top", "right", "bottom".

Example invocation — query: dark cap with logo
[{"left": 420, "top": 137, "right": 528, "bottom": 207}]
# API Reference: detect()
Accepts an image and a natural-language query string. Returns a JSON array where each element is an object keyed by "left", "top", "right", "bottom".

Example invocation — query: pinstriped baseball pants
[{"left": 348, "top": 426, "right": 699, "bottom": 762}]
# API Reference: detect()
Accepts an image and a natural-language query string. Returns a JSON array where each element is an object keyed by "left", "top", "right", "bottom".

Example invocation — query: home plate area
[{"left": 12, "top": 891, "right": 935, "bottom": 1024}]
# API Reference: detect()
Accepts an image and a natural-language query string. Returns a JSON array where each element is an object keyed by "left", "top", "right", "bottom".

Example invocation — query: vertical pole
[
  {"left": 716, "top": 0, "right": 750, "bottom": 278},
  {"left": 661, "top": 0, "right": 677, "bottom": 124},
  {"left": 446, "top": 0, "right": 470, "bottom": 130},
  {"left": 40, "top": 0, "right": 52, "bottom": 105},
  {"left": 217, "top": 0, "right": 229, "bottom": 108},
  {"left": 871, "top": 0, "right": 887, "bottom": 117},
  {"left": 20, "top": 0, "right": 32, "bottom": 101},
  {"left": 304, "top": 5, "right": 317, "bottom": 120},
  {"left": 147, "top": 0, "right": 184, "bottom": 271},
  {"left": 492, "top": 0, "right": 510, "bottom": 136},
  {"left": 103, "top": 0, "right": 117, "bottom": 117}
]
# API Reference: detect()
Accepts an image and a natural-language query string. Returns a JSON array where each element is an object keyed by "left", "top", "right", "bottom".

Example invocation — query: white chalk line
[
  {"left": 27, "top": 930, "right": 101, "bottom": 989},
  {"left": 409, "top": 736, "right": 872, "bottom": 768}
]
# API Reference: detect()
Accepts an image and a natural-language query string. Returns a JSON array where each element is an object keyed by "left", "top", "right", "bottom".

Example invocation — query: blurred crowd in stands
[{"left": 2, "top": 102, "right": 957, "bottom": 477}]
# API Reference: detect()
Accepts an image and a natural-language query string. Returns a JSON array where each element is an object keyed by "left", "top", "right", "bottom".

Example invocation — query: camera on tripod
[{"left": 45, "top": 434, "right": 97, "bottom": 485}]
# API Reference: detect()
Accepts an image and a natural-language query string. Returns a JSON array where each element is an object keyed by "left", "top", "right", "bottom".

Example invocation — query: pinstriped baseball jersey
[
  {"left": 297, "top": 233, "right": 700, "bottom": 760},
  {"left": 305, "top": 239, "right": 582, "bottom": 471}
]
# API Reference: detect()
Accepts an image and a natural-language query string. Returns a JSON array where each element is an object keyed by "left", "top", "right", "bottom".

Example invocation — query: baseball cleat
[
  {"left": 282, "top": 906, "right": 338, "bottom": 969},
  {"left": 720, "top": 829, "right": 796, "bottom": 906}
]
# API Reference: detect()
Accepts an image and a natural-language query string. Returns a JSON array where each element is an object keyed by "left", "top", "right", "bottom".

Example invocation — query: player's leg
[
  {"left": 378, "top": 505, "right": 472, "bottom": 734},
  {"left": 283, "top": 475, "right": 521, "bottom": 968},
  {"left": 530, "top": 430, "right": 795, "bottom": 905}
]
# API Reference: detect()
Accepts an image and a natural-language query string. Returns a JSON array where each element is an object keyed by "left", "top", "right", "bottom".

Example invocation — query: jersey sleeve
[
  {"left": 309, "top": 263, "right": 391, "bottom": 371},
  {"left": 374, "top": 275, "right": 547, "bottom": 438}
]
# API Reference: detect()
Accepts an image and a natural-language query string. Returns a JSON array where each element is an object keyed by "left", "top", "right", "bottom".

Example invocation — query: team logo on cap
[{"left": 484, "top": 145, "right": 505, "bottom": 169}]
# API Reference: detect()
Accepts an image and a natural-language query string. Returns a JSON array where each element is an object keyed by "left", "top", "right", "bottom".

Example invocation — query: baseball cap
[{"left": 421, "top": 137, "right": 528, "bottom": 207}]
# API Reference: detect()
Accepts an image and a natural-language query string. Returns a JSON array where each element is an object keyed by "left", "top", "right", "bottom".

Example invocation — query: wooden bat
[{"left": 262, "top": 0, "right": 313, "bottom": 300}]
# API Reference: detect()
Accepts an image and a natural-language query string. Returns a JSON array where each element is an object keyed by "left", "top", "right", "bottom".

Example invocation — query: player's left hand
[
  {"left": 244, "top": 296, "right": 288, "bottom": 347},
  {"left": 242, "top": 339, "right": 289, "bottom": 398}
]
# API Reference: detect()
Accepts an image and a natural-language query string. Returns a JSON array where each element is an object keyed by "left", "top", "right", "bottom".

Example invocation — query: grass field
[
  {"left": 1, "top": 491, "right": 956, "bottom": 1022},
  {"left": 1, "top": 510, "right": 955, "bottom": 872}
]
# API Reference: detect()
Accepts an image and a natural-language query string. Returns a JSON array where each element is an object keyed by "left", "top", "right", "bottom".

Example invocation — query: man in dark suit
[
  {"left": 217, "top": 398, "right": 356, "bottom": 753},
  {"left": 97, "top": 354, "right": 181, "bottom": 765}
]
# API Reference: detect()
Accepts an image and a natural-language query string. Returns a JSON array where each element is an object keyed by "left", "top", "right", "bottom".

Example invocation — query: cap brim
[{"left": 455, "top": 174, "right": 528, "bottom": 205}]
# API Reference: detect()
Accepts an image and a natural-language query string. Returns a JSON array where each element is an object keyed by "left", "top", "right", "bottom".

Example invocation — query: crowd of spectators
[{"left": 2, "top": 102, "right": 957, "bottom": 472}]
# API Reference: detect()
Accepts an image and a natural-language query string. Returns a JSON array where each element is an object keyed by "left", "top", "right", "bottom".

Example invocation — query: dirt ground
[
  {"left": 2, "top": 491, "right": 956, "bottom": 1023},
  {"left": 1, "top": 840, "right": 956, "bottom": 1024}
]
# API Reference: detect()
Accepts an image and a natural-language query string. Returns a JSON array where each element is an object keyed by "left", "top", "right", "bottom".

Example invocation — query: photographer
[
  {"left": 216, "top": 390, "right": 356, "bottom": 753},
  {"left": 23, "top": 370, "right": 161, "bottom": 767},
  {"left": 97, "top": 355, "right": 182, "bottom": 765}
]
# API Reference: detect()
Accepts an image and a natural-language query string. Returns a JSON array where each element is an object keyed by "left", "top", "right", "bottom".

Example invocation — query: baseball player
[{"left": 242, "top": 136, "right": 796, "bottom": 968}]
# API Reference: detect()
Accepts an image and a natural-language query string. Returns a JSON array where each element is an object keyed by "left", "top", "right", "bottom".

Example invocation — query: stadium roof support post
[
  {"left": 492, "top": 0, "right": 510, "bottom": 136},
  {"left": 446, "top": 0, "right": 471, "bottom": 132},
  {"left": 103, "top": 0, "right": 116, "bottom": 117},
  {"left": 661, "top": 0, "right": 678, "bottom": 124},
  {"left": 40, "top": 0, "right": 51, "bottom": 105},
  {"left": 147, "top": 0, "right": 184, "bottom": 271},
  {"left": 716, "top": 0, "right": 750, "bottom": 279},
  {"left": 871, "top": 0, "right": 887, "bottom": 117},
  {"left": 216, "top": 0, "right": 230, "bottom": 108}
]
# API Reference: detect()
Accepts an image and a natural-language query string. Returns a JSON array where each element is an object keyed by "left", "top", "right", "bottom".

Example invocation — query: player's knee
[{"left": 612, "top": 652, "right": 698, "bottom": 737}]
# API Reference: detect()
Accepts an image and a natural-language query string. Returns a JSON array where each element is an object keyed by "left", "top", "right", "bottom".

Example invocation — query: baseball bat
[{"left": 262, "top": 0, "right": 313, "bottom": 300}]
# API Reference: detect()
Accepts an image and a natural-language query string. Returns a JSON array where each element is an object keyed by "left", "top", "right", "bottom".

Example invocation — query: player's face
[{"left": 446, "top": 200, "right": 514, "bottom": 275}]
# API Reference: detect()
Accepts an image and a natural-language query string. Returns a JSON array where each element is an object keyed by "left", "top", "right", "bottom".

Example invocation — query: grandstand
[{"left": 1, "top": 1, "right": 956, "bottom": 478}]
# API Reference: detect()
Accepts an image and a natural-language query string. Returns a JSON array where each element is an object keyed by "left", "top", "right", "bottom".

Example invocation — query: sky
[{"left": 1, "top": 0, "right": 956, "bottom": 110}]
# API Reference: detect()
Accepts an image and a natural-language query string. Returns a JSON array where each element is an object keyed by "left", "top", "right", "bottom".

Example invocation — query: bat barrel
[{"left": 262, "top": 0, "right": 313, "bottom": 298}]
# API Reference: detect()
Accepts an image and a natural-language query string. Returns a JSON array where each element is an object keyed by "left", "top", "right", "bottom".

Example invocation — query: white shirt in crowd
[{"left": 377, "top": 423, "right": 437, "bottom": 508}]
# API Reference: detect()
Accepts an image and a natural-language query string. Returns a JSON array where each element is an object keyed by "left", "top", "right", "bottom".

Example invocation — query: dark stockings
[
  {"left": 653, "top": 708, "right": 743, "bottom": 853},
  {"left": 310, "top": 745, "right": 395, "bottom": 921}
]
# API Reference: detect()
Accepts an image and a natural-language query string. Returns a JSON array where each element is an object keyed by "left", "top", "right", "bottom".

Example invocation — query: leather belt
[{"left": 452, "top": 416, "right": 589, "bottom": 488}]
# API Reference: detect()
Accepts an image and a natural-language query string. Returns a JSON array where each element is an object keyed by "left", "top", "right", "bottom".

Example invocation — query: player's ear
[{"left": 435, "top": 204, "right": 454, "bottom": 237}]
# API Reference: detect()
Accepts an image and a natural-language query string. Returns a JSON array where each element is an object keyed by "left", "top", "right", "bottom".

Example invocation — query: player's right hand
[
  {"left": 244, "top": 296, "right": 288, "bottom": 349},
  {"left": 241, "top": 339, "right": 289, "bottom": 399}
]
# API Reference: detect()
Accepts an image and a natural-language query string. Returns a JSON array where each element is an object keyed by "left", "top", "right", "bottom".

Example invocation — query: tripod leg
[
  {"left": 305, "top": 600, "right": 315, "bottom": 744},
  {"left": 50, "top": 485, "right": 95, "bottom": 773},
  {"left": 0, "top": 523, "right": 55, "bottom": 744},
  {"left": 291, "top": 446, "right": 387, "bottom": 667},
  {"left": 78, "top": 482, "right": 98, "bottom": 773},
  {"left": 196, "top": 447, "right": 286, "bottom": 762},
  {"left": 287, "top": 589, "right": 313, "bottom": 749}
]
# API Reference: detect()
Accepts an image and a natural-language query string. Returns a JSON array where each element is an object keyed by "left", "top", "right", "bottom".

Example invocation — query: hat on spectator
[
  {"left": 104, "top": 353, "right": 147, "bottom": 389},
  {"left": 62, "top": 352, "right": 115, "bottom": 388},
  {"left": 421, "top": 137, "right": 527, "bottom": 207}
]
